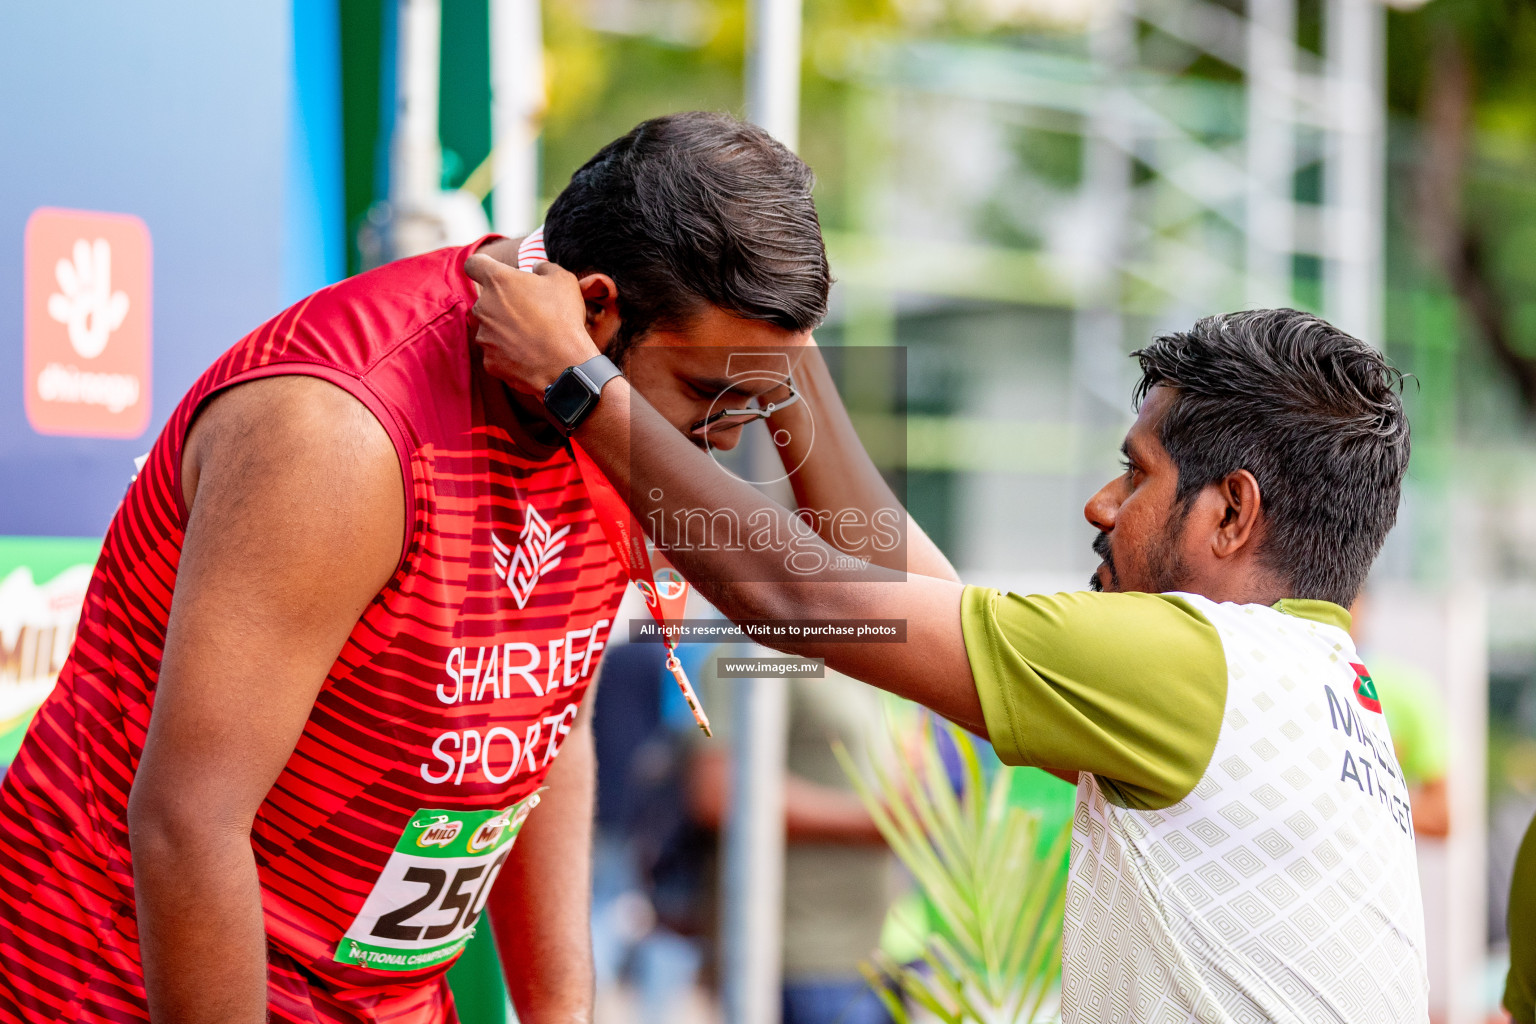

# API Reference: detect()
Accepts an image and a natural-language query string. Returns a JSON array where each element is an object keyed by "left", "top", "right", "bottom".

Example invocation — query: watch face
[{"left": 546, "top": 371, "right": 597, "bottom": 429}]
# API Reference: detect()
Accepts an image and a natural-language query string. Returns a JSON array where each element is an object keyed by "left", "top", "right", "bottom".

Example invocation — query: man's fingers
[
  {"left": 463, "top": 252, "right": 502, "bottom": 286},
  {"left": 466, "top": 252, "right": 576, "bottom": 288}
]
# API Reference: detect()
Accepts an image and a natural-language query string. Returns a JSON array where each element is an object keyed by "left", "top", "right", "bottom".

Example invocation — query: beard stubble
[{"left": 1088, "top": 503, "right": 1192, "bottom": 594}]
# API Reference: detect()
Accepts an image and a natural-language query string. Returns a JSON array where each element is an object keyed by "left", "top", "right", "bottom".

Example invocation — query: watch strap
[
  {"left": 544, "top": 353, "right": 623, "bottom": 435},
  {"left": 569, "top": 353, "right": 622, "bottom": 395}
]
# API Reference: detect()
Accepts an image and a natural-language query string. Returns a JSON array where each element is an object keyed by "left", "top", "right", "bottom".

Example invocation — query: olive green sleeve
[
  {"left": 960, "top": 586, "right": 1228, "bottom": 810},
  {"left": 1506, "top": 810, "right": 1536, "bottom": 1024}
]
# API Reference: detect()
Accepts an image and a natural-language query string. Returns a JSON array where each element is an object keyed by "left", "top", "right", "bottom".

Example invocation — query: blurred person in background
[
  {"left": 589, "top": 638, "right": 716, "bottom": 1024},
  {"left": 1350, "top": 594, "right": 1451, "bottom": 837},
  {"left": 1508, "top": 809, "right": 1536, "bottom": 1023},
  {"left": 463, "top": 277, "right": 1430, "bottom": 1023},
  {"left": 0, "top": 111, "right": 850, "bottom": 1024},
  {"left": 688, "top": 661, "right": 896, "bottom": 1024}
]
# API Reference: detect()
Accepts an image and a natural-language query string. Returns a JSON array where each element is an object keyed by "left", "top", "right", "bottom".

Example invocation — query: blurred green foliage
[
  {"left": 539, "top": 0, "right": 917, "bottom": 232},
  {"left": 837, "top": 715, "right": 1068, "bottom": 1024},
  {"left": 336, "top": 0, "right": 1536, "bottom": 449}
]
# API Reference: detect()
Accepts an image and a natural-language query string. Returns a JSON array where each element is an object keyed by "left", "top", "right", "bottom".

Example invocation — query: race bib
[{"left": 334, "top": 793, "right": 540, "bottom": 971}]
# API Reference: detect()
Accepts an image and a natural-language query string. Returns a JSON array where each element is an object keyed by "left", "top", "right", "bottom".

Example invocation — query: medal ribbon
[
  {"left": 515, "top": 229, "right": 709, "bottom": 736},
  {"left": 570, "top": 443, "right": 712, "bottom": 736}
]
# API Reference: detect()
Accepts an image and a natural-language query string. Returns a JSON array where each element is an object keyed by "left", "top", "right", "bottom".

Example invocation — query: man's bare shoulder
[
  {"left": 475, "top": 236, "right": 523, "bottom": 268},
  {"left": 180, "top": 375, "right": 404, "bottom": 589},
  {"left": 184, "top": 375, "right": 396, "bottom": 501}
]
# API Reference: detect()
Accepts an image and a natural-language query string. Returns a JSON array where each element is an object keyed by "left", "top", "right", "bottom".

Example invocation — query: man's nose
[
  {"left": 698, "top": 424, "right": 744, "bottom": 451},
  {"left": 1084, "top": 479, "right": 1121, "bottom": 532}
]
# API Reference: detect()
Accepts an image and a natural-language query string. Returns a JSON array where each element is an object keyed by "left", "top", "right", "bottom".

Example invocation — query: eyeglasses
[{"left": 689, "top": 377, "right": 801, "bottom": 437}]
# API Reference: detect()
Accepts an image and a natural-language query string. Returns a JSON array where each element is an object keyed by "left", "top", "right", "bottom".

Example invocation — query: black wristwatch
[{"left": 543, "top": 354, "right": 623, "bottom": 435}]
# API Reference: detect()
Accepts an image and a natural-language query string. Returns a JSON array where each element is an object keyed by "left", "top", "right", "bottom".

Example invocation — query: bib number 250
[{"left": 334, "top": 794, "right": 539, "bottom": 971}]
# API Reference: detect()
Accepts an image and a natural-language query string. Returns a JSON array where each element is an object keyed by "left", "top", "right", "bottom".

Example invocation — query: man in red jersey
[{"left": 0, "top": 112, "right": 943, "bottom": 1024}]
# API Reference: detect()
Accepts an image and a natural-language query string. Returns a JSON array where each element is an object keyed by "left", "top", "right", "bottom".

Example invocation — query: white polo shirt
[{"left": 963, "top": 588, "right": 1428, "bottom": 1024}]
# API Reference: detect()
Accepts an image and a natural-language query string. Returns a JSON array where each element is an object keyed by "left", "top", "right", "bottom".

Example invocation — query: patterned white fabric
[
  {"left": 1061, "top": 596, "right": 1429, "bottom": 1024},
  {"left": 516, "top": 227, "right": 547, "bottom": 269}
]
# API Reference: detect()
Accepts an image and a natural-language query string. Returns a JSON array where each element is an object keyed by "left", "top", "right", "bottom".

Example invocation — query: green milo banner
[{"left": 0, "top": 536, "right": 101, "bottom": 761}]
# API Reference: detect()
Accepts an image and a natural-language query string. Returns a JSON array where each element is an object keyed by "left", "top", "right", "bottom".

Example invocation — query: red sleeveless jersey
[{"left": 0, "top": 240, "right": 628, "bottom": 1022}]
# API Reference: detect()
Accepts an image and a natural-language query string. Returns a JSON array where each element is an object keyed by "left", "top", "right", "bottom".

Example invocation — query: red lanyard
[{"left": 570, "top": 443, "right": 712, "bottom": 736}]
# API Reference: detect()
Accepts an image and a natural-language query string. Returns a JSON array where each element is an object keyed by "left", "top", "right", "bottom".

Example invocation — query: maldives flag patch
[{"left": 1351, "top": 663, "right": 1382, "bottom": 713}]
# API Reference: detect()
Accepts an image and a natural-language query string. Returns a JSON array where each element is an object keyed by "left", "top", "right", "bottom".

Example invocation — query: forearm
[
  {"left": 466, "top": 256, "right": 985, "bottom": 731},
  {"left": 690, "top": 751, "right": 884, "bottom": 845},
  {"left": 488, "top": 720, "right": 596, "bottom": 1023},
  {"left": 783, "top": 776, "right": 886, "bottom": 845},
  {"left": 573, "top": 381, "right": 983, "bottom": 730},
  {"left": 772, "top": 346, "right": 959, "bottom": 582},
  {"left": 131, "top": 816, "right": 268, "bottom": 1023},
  {"left": 577, "top": 379, "right": 890, "bottom": 633}
]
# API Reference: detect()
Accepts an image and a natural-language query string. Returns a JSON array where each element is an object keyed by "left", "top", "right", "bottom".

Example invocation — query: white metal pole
[
  {"left": 1070, "top": 0, "right": 1134, "bottom": 457},
  {"left": 721, "top": 654, "right": 790, "bottom": 1024},
  {"left": 1442, "top": 586, "right": 1489, "bottom": 1024},
  {"left": 1245, "top": 0, "right": 1297, "bottom": 309},
  {"left": 389, "top": 0, "right": 442, "bottom": 217},
  {"left": 385, "top": 0, "right": 446, "bottom": 258},
  {"left": 489, "top": 0, "right": 543, "bottom": 234},
  {"left": 747, "top": 0, "right": 803, "bottom": 150},
  {"left": 723, "top": 5, "right": 803, "bottom": 1023},
  {"left": 1324, "top": 0, "right": 1385, "bottom": 345}
]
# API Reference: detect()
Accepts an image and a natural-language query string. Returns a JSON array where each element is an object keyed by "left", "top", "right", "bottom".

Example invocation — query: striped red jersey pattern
[{"left": 0, "top": 239, "right": 627, "bottom": 1023}]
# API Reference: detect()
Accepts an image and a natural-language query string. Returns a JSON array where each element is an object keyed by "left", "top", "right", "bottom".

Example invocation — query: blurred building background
[{"left": 5, "top": 0, "right": 1536, "bottom": 1022}]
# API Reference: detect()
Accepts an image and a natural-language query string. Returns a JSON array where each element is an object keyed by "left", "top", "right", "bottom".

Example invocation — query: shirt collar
[
  {"left": 1271, "top": 598, "right": 1351, "bottom": 632},
  {"left": 517, "top": 227, "right": 546, "bottom": 271}
]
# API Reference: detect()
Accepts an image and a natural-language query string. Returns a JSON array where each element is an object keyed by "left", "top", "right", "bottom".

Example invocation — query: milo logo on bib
[
  {"left": 335, "top": 793, "right": 540, "bottom": 971},
  {"left": 417, "top": 817, "right": 463, "bottom": 848}
]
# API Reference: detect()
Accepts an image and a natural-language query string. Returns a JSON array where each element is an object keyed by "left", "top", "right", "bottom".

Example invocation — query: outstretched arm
[
  {"left": 465, "top": 256, "right": 983, "bottom": 732},
  {"left": 766, "top": 342, "right": 959, "bottom": 582}
]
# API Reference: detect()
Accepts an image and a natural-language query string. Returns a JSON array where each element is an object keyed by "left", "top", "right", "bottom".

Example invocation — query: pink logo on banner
[{"left": 25, "top": 207, "right": 152, "bottom": 438}]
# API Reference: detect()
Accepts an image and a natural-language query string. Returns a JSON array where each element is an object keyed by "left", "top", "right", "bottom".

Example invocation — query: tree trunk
[{"left": 1414, "top": 27, "right": 1536, "bottom": 411}]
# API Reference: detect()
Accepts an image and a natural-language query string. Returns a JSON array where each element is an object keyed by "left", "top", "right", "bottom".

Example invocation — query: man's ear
[
  {"left": 1211, "top": 469, "right": 1263, "bottom": 560},
  {"left": 577, "top": 273, "right": 621, "bottom": 351}
]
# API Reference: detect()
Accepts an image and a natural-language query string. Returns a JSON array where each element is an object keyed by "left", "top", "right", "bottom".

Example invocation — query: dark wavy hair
[
  {"left": 543, "top": 111, "right": 831, "bottom": 364},
  {"left": 1132, "top": 309, "right": 1411, "bottom": 607}
]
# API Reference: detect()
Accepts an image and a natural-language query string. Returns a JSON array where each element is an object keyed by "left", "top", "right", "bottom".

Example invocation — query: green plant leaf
[
  {"left": 860, "top": 961, "right": 916, "bottom": 1024},
  {"left": 842, "top": 714, "right": 1069, "bottom": 1023}
]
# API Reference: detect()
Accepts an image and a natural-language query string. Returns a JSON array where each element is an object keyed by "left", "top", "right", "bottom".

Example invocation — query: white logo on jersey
[{"left": 492, "top": 506, "right": 571, "bottom": 609}]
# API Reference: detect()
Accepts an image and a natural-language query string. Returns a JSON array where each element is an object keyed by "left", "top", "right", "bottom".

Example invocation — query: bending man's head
[
  {"left": 545, "top": 111, "right": 829, "bottom": 359},
  {"left": 1086, "top": 309, "right": 1410, "bottom": 607},
  {"left": 541, "top": 111, "right": 829, "bottom": 448}
]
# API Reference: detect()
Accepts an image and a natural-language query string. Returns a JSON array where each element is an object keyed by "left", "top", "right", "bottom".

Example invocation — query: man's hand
[{"left": 464, "top": 254, "right": 598, "bottom": 394}]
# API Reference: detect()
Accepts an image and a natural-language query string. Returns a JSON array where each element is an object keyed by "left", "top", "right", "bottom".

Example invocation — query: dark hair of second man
[
  {"left": 1131, "top": 309, "right": 1410, "bottom": 608},
  {"left": 543, "top": 111, "right": 832, "bottom": 364}
]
